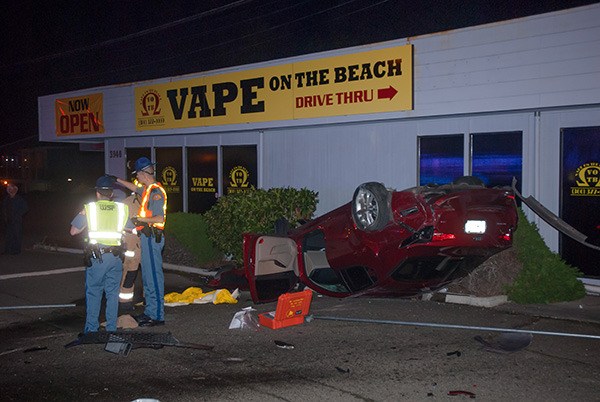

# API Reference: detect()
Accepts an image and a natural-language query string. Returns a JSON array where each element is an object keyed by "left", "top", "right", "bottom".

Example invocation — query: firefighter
[
  {"left": 70, "top": 176, "right": 129, "bottom": 333},
  {"left": 118, "top": 191, "right": 141, "bottom": 311},
  {"left": 113, "top": 157, "right": 167, "bottom": 327}
]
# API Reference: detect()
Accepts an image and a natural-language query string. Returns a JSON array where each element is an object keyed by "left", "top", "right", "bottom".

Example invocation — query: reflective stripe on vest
[
  {"left": 138, "top": 183, "right": 167, "bottom": 230},
  {"left": 85, "top": 201, "right": 128, "bottom": 246}
]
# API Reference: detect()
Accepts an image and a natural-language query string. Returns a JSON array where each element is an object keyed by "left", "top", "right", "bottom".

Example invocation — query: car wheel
[
  {"left": 352, "top": 182, "right": 392, "bottom": 231},
  {"left": 452, "top": 176, "right": 485, "bottom": 186}
]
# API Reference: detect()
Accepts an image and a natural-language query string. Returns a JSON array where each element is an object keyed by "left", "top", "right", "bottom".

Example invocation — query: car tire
[
  {"left": 452, "top": 176, "right": 485, "bottom": 186},
  {"left": 352, "top": 182, "right": 392, "bottom": 231}
]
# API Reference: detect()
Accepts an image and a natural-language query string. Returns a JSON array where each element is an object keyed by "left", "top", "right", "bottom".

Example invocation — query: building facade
[{"left": 39, "top": 4, "right": 600, "bottom": 274}]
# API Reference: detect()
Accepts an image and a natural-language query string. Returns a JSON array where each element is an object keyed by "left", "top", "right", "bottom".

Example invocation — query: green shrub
[
  {"left": 506, "top": 208, "right": 585, "bottom": 304},
  {"left": 204, "top": 187, "right": 318, "bottom": 264},
  {"left": 164, "top": 212, "right": 222, "bottom": 265}
]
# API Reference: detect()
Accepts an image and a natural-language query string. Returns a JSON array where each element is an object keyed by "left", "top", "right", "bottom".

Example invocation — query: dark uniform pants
[
  {"left": 140, "top": 232, "right": 165, "bottom": 321},
  {"left": 85, "top": 252, "right": 122, "bottom": 333}
]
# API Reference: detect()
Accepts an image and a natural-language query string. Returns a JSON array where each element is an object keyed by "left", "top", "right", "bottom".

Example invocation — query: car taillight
[
  {"left": 432, "top": 232, "right": 456, "bottom": 241},
  {"left": 500, "top": 232, "right": 511, "bottom": 242}
]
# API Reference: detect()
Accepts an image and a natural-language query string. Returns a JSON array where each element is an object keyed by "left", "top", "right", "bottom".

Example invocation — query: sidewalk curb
[
  {"left": 579, "top": 278, "right": 600, "bottom": 296},
  {"left": 443, "top": 294, "right": 508, "bottom": 308},
  {"left": 428, "top": 292, "right": 509, "bottom": 308},
  {"left": 163, "top": 263, "right": 217, "bottom": 277}
]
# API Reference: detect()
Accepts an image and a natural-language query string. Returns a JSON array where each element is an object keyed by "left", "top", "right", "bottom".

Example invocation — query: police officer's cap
[
  {"left": 95, "top": 175, "right": 114, "bottom": 190},
  {"left": 132, "top": 157, "right": 155, "bottom": 174}
]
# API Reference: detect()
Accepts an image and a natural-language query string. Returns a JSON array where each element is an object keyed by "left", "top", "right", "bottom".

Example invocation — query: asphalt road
[{"left": 1, "top": 248, "right": 600, "bottom": 401}]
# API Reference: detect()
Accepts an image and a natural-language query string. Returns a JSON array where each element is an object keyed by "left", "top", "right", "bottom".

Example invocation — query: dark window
[
  {"left": 187, "top": 147, "right": 218, "bottom": 213},
  {"left": 222, "top": 145, "right": 257, "bottom": 195},
  {"left": 560, "top": 126, "right": 600, "bottom": 276},
  {"left": 156, "top": 147, "right": 183, "bottom": 213},
  {"left": 471, "top": 131, "right": 522, "bottom": 190},
  {"left": 419, "top": 135, "right": 464, "bottom": 185}
]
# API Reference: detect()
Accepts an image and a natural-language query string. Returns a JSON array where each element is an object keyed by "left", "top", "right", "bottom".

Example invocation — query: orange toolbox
[{"left": 258, "top": 290, "right": 313, "bottom": 330}]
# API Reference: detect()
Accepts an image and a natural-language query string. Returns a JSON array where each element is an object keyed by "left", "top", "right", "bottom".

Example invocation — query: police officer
[
  {"left": 70, "top": 176, "right": 129, "bottom": 333},
  {"left": 114, "top": 157, "right": 167, "bottom": 327}
]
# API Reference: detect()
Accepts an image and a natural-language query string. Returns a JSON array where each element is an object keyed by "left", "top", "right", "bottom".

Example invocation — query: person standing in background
[{"left": 2, "top": 183, "right": 28, "bottom": 255}]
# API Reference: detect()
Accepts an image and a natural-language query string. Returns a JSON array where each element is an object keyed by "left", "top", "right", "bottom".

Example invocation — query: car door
[{"left": 243, "top": 234, "right": 299, "bottom": 303}]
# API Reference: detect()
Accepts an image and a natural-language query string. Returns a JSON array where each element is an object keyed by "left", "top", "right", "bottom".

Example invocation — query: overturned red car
[{"left": 244, "top": 178, "right": 518, "bottom": 303}]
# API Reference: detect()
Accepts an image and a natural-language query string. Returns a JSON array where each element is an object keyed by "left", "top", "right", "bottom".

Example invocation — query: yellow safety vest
[{"left": 84, "top": 200, "right": 128, "bottom": 246}]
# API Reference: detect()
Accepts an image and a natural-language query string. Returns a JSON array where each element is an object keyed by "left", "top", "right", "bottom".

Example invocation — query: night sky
[{"left": 1, "top": 0, "right": 598, "bottom": 150}]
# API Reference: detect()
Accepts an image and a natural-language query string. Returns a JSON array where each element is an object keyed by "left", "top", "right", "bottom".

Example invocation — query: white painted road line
[
  {"left": 0, "top": 304, "right": 77, "bottom": 310},
  {"left": 0, "top": 267, "right": 86, "bottom": 280},
  {"left": 0, "top": 264, "right": 216, "bottom": 280}
]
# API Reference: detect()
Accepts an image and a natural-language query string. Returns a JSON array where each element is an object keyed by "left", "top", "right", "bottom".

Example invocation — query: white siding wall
[
  {"left": 263, "top": 121, "right": 418, "bottom": 213},
  {"left": 411, "top": 6, "right": 600, "bottom": 116}
]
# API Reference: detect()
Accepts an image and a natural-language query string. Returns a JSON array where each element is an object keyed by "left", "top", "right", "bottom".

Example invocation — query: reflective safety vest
[
  {"left": 138, "top": 182, "right": 167, "bottom": 230},
  {"left": 84, "top": 200, "right": 129, "bottom": 246}
]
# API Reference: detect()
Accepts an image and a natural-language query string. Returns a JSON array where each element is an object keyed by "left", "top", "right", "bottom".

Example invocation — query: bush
[
  {"left": 164, "top": 212, "right": 222, "bottom": 265},
  {"left": 204, "top": 187, "right": 318, "bottom": 264},
  {"left": 506, "top": 208, "right": 586, "bottom": 304}
]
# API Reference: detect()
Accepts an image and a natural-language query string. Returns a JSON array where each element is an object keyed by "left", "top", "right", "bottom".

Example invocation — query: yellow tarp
[{"left": 164, "top": 287, "right": 239, "bottom": 306}]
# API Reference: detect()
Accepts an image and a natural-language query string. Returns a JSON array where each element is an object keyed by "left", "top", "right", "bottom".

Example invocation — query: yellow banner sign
[
  {"left": 135, "top": 45, "right": 413, "bottom": 131},
  {"left": 55, "top": 93, "right": 104, "bottom": 136}
]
